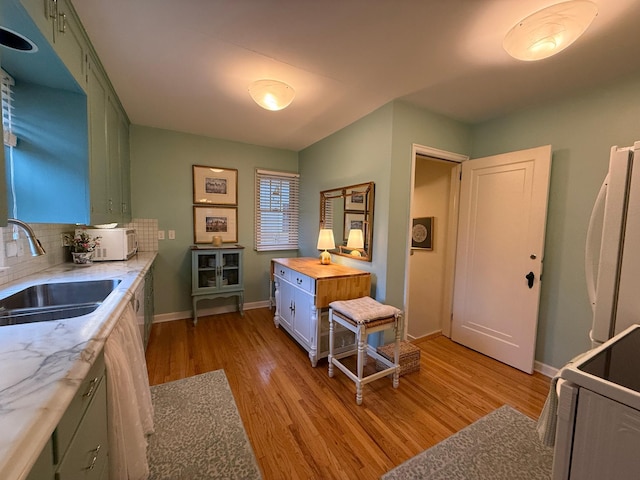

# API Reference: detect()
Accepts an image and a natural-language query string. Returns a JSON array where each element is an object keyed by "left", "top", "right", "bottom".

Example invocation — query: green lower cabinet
[
  {"left": 55, "top": 377, "right": 109, "bottom": 479},
  {"left": 26, "top": 353, "right": 109, "bottom": 479},
  {"left": 25, "top": 437, "right": 54, "bottom": 480}
]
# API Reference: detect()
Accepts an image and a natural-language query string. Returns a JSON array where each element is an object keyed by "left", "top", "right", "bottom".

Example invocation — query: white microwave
[{"left": 76, "top": 228, "right": 138, "bottom": 261}]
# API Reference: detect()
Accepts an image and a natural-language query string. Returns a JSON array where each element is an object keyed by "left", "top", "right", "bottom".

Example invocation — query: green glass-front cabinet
[{"left": 191, "top": 246, "right": 244, "bottom": 325}]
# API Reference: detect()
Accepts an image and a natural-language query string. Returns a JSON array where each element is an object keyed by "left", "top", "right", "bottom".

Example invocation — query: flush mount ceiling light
[
  {"left": 503, "top": 1, "right": 598, "bottom": 61},
  {"left": 248, "top": 79, "right": 295, "bottom": 111}
]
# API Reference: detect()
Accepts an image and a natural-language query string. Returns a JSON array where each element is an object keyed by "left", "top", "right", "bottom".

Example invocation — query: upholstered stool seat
[{"left": 328, "top": 296, "right": 402, "bottom": 405}]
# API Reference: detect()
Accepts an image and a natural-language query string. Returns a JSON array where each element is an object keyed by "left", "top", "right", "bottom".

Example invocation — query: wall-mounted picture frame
[
  {"left": 344, "top": 212, "right": 366, "bottom": 243},
  {"left": 193, "top": 165, "right": 238, "bottom": 205},
  {"left": 193, "top": 206, "right": 238, "bottom": 244},
  {"left": 344, "top": 187, "right": 367, "bottom": 212},
  {"left": 411, "top": 217, "right": 433, "bottom": 250}
]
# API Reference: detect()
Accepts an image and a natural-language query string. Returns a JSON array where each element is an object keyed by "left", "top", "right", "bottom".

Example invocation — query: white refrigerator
[{"left": 586, "top": 141, "right": 640, "bottom": 345}]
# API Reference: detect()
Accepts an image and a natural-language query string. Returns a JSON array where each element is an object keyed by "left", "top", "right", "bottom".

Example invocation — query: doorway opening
[{"left": 405, "top": 145, "right": 466, "bottom": 341}]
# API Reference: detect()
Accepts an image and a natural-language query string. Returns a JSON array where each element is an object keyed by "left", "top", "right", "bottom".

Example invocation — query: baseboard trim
[
  {"left": 407, "top": 330, "right": 443, "bottom": 342},
  {"left": 153, "top": 300, "right": 271, "bottom": 324},
  {"left": 534, "top": 360, "right": 558, "bottom": 378}
]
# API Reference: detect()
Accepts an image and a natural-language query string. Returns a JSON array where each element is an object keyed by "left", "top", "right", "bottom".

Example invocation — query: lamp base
[
  {"left": 320, "top": 250, "right": 331, "bottom": 265},
  {"left": 350, "top": 250, "right": 362, "bottom": 257}
]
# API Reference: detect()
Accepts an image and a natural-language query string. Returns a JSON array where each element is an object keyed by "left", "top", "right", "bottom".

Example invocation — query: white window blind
[
  {"left": 1, "top": 69, "right": 17, "bottom": 147},
  {"left": 322, "top": 196, "right": 334, "bottom": 229},
  {"left": 255, "top": 169, "right": 300, "bottom": 251}
]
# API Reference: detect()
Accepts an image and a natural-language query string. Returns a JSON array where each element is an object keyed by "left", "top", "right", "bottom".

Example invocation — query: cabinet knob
[
  {"left": 83, "top": 377, "right": 99, "bottom": 398},
  {"left": 87, "top": 444, "right": 101, "bottom": 470}
]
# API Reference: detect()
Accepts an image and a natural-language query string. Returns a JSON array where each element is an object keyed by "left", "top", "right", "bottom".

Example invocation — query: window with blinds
[
  {"left": 255, "top": 169, "right": 300, "bottom": 251},
  {"left": 1, "top": 69, "right": 17, "bottom": 147}
]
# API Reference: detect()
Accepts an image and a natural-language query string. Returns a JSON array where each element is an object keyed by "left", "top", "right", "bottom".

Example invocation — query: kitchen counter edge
[{"left": 0, "top": 252, "right": 157, "bottom": 480}]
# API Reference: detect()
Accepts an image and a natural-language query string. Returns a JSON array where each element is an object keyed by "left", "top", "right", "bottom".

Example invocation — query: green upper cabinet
[
  {"left": 20, "top": 0, "right": 87, "bottom": 90},
  {"left": 87, "top": 53, "right": 130, "bottom": 225},
  {"left": 3, "top": 0, "right": 131, "bottom": 225},
  {"left": 119, "top": 109, "right": 131, "bottom": 222},
  {"left": 87, "top": 54, "right": 110, "bottom": 224}
]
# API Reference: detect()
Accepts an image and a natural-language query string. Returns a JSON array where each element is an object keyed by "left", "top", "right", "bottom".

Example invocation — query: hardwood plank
[{"left": 146, "top": 307, "right": 551, "bottom": 479}]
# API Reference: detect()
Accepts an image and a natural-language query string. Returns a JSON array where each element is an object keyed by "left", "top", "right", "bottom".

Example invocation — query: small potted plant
[{"left": 68, "top": 230, "right": 101, "bottom": 265}]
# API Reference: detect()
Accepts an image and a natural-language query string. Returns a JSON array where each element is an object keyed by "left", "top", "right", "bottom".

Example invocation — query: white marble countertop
[{"left": 0, "top": 252, "right": 157, "bottom": 480}]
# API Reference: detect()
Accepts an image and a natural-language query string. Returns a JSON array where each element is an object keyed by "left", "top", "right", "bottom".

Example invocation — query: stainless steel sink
[{"left": 0, "top": 279, "right": 121, "bottom": 327}]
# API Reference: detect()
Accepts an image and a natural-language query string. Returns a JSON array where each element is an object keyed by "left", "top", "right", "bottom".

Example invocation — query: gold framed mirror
[{"left": 319, "top": 182, "right": 374, "bottom": 261}]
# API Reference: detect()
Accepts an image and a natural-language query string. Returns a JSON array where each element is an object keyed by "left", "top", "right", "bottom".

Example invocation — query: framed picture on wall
[
  {"left": 193, "top": 165, "right": 238, "bottom": 205},
  {"left": 411, "top": 217, "right": 433, "bottom": 250},
  {"left": 193, "top": 206, "right": 238, "bottom": 243},
  {"left": 344, "top": 187, "right": 367, "bottom": 211}
]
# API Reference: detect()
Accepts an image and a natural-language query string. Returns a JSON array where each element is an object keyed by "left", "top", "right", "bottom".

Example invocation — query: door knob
[{"left": 525, "top": 271, "right": 535, "bottom": 288}]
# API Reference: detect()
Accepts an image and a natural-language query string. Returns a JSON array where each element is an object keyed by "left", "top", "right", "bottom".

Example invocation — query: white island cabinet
[{"left": 271, "top": 258, "right": 371, "bottom": 367}]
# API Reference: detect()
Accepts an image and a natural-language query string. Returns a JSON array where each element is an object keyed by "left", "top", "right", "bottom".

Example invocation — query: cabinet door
[
  {"left": 56, "top": 377, "right": 108, "bottom": 480},
  {"left": 86, "top": 56, "right": 110, "bottom": 224},
  {"left": 20, "top": 0, "right": 54, "bottom": 43},
  {"left": 293, "top": 288, "right": 314, "bottom": 347},
  {"left": 53, "top": 0, "right": 87, "bottom": 88},
  {"left": 106, "top": 95, "right": 122, "bottom": 219},
  {"left": 221, "top": 251, "right": 241, "bottom": 289},
  {"left": 119, "top": 113, "right": 131, "bottom": 222},
  {"left": 278, "top": 281, "right": 294, "bottom": 330},
  {"left": 193, "top": 251, "right": 220, "bottom": 292},
  {"left": 26, "top": 437, "right": 55, "bottom": 480}
]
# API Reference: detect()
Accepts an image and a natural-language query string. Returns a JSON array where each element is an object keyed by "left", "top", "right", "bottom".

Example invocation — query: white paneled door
[{"left": 451, "top": 145, "right": 552, "bottom": 373}]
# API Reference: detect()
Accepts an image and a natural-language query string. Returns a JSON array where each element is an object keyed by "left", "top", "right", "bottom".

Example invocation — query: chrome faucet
[{"left": 7, "top": 219, "right": 46, "bottom": 256}]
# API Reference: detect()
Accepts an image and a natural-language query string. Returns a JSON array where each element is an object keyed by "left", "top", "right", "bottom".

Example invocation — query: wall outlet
[
  {"left": 158, "top": 230, "right": 165, "bottom": 240},
  {"left": 168, "top": 230, "right": 175, "bottom": 240},
  {"left": 61, "top": 233, "right": 73, "bottom": 247},
  {"left": 5, "top": 241, "right": 17, "bottom": 257}
]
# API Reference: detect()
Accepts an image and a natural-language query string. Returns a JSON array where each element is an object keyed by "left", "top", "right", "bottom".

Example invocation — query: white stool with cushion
[{"left": 328, "top": 296, "right": 402, "bottom": 405}]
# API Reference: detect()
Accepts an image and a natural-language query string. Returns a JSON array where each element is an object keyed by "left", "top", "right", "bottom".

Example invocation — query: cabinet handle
[
  {"left": 83, "top": 377, "right": 99, "bottom": 398},
  {"left": 58, "top": 12, "right": 67, "bottom": 33},
  {"left": 48, "top": 0, "right": 58, "bottom": 19},
  {"left": 290, "top": 301, "right": 295, "bottom": 315},
  {"left": 87, "top": 444, "right": 101, "bottom": 470}
]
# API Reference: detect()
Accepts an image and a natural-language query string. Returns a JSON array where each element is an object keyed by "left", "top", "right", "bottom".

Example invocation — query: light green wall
[
  {"left": 387, "top": 102, "right": 472, "bottom": 307},
  {"left": 298, "top": 102, "right": 472, "bottom": 307},
  {"left": 471, "top": 71, "right": 640, "bottom": 368},
  {"left": 129, "top": 125, "right": 298, "bottom": 315},
  {"left": 298, "top": 104, "right": 394, "bottom": 299}
]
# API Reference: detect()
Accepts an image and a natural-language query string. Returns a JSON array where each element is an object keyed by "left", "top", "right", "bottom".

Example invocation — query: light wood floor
[{"left": 145, "top": 307, "right": 551, "bottom": 480}]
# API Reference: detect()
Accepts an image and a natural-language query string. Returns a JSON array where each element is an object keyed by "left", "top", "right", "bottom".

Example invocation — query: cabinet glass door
[
  {"left": 221, "top": 252, "right": 240, "bottom": 288},
  {"left": 197, "top": 252, "right": 219, "bottom": 289}
]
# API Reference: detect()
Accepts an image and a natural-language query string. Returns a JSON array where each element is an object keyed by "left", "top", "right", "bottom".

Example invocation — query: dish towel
[
  {"left": 536, "top": 373, "right": 562, "bottom": 447},
  {"left": 105, "top": 303, "right": 155, "bottom": 480},
  {"left": 536, "top": 350, "right": 591, "bottom": 447}
]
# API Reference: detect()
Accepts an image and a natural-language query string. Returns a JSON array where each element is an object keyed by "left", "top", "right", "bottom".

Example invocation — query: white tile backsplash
[
  {"left": 0, "top": 223, "right": 74, "bottom": 287},
  {"left": 124, "top": 218, "right": 158, "bottom": 252},
  {"left": 0, "top": 219, "right": 159, "bottom": 288}
]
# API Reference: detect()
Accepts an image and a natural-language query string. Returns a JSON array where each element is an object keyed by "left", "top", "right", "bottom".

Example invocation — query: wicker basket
[{"left": 376, "top": 341, "right": 420, "bottom": 376}]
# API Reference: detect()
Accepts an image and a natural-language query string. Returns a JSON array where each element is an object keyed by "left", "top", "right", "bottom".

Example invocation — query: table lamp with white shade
[
  {"left": 317, "top": 229, "right": 335, "bottom": 265},
  {"left": 346, "top": 228, "right": 364, "bottom": 257}
]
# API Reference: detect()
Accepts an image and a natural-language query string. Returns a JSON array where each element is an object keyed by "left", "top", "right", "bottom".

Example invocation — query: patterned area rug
[
  {"left": 382, "top": 405, "right": 553, "bottom": 480},
  {"left": 148, "top": 370, "right": 262, "bottom": 479}
]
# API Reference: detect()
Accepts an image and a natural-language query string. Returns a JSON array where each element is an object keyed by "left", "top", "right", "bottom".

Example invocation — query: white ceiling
[{"left": 71, "top": 0, "right": 640, "bottom": 152}]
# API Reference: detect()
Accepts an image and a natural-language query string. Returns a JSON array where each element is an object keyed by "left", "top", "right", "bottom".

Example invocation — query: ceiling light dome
[
  {"left": 503, "top": 1, "right": 598, "bottom": 62},
  {"left": 248, "top": 79, "right": 295, "bottom": 111}
]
